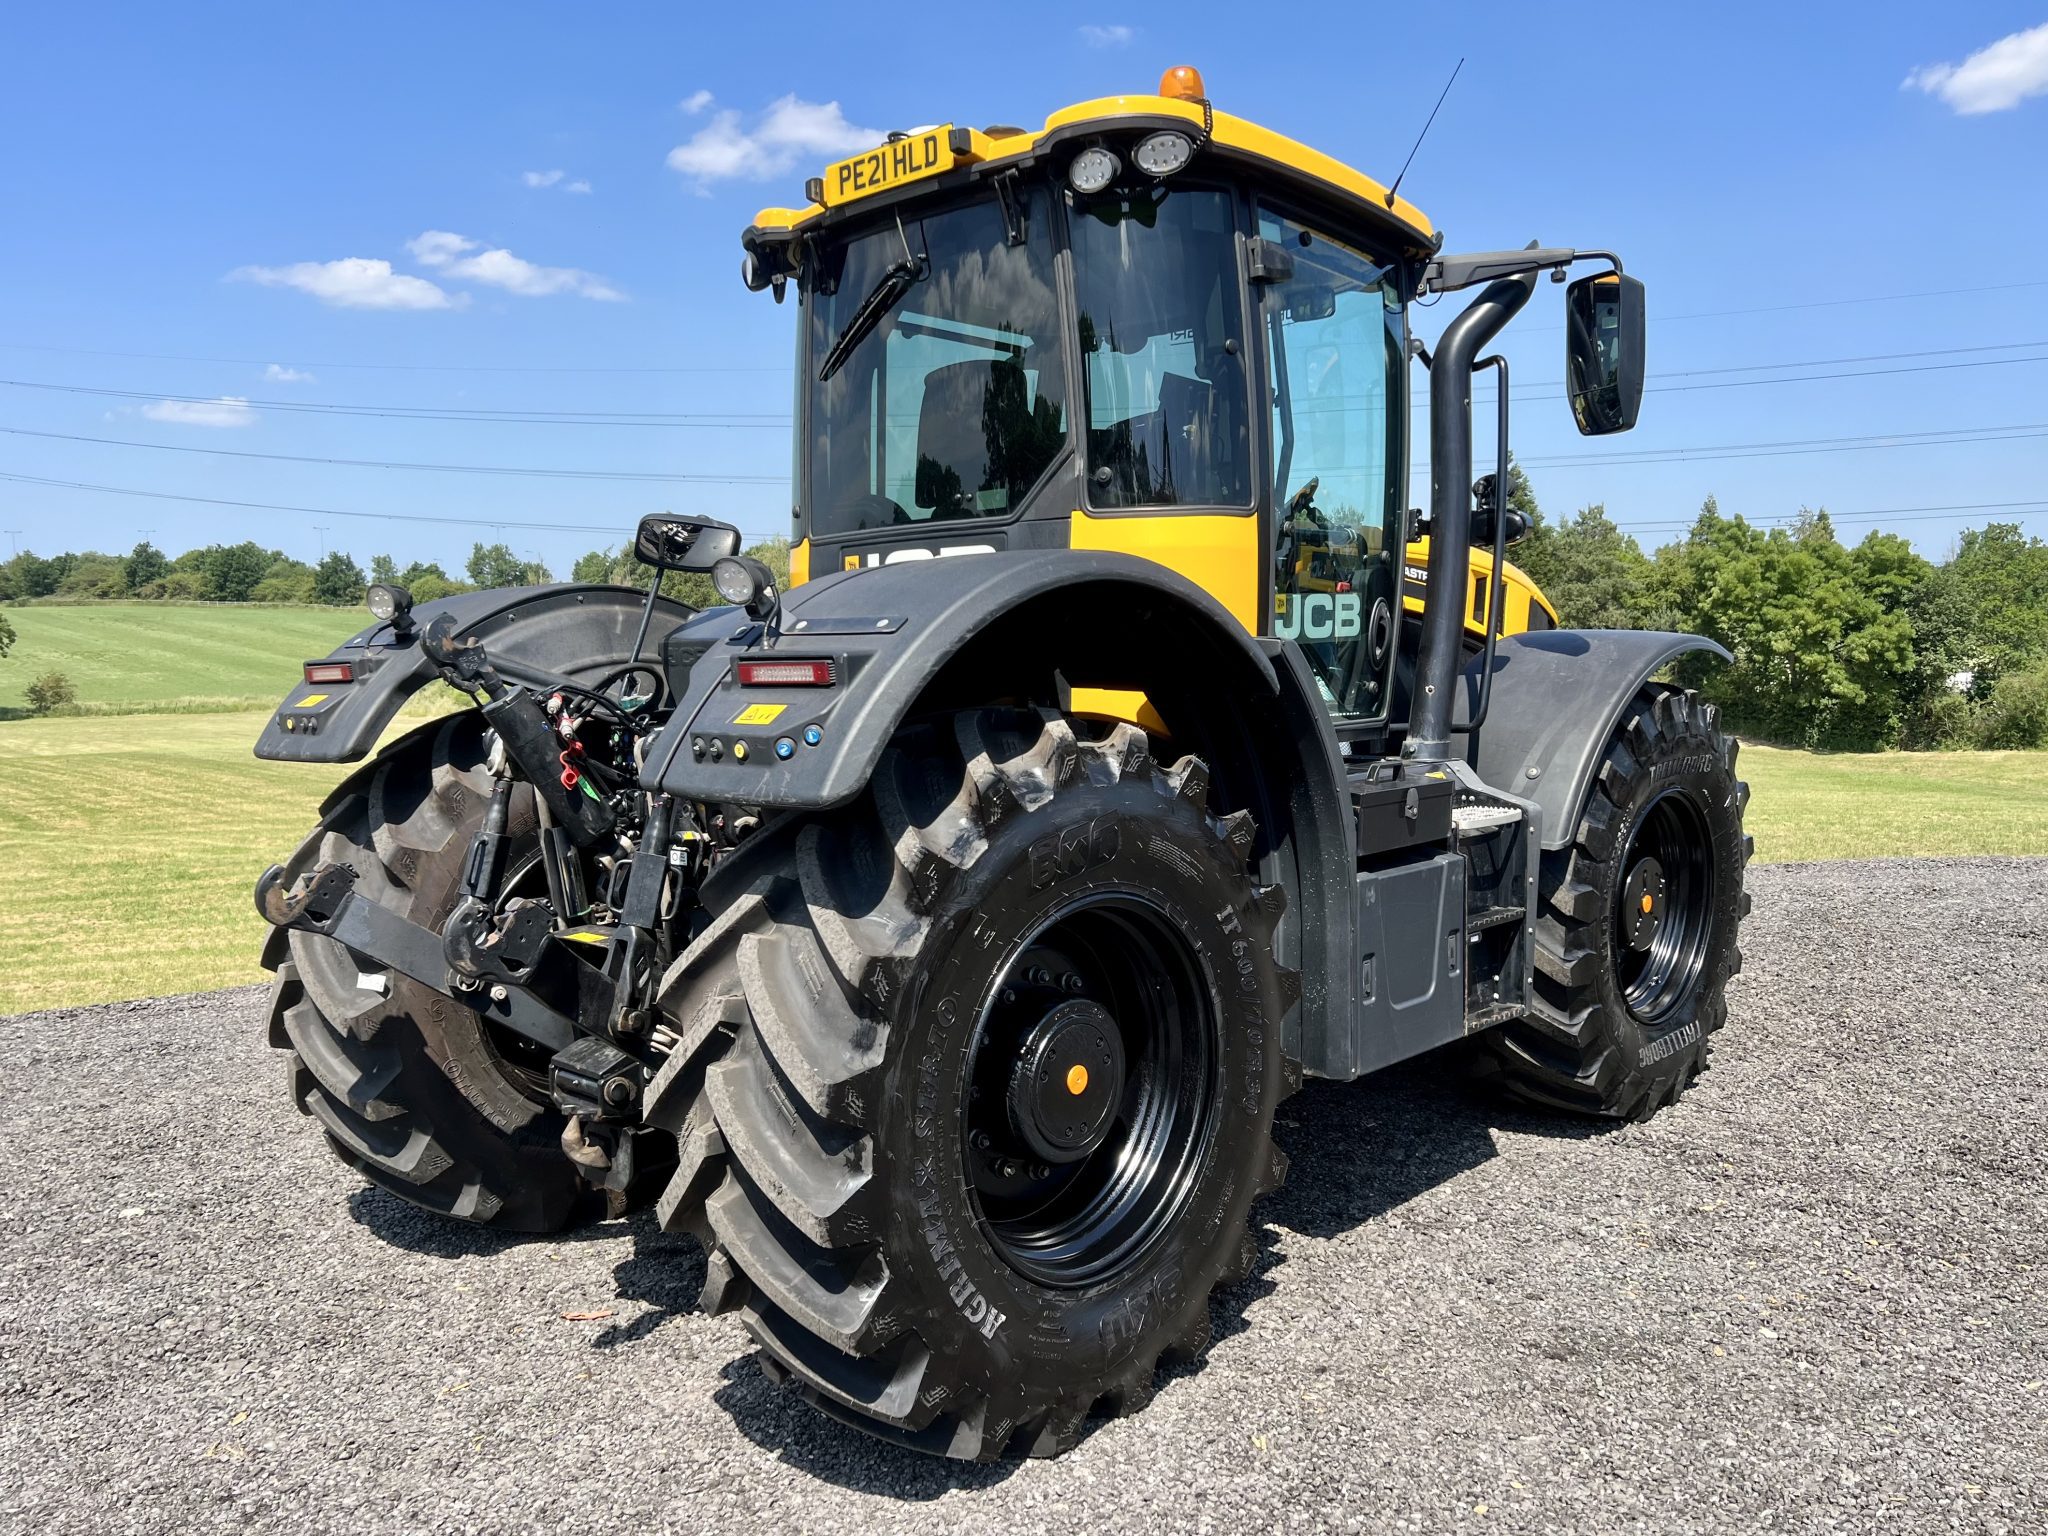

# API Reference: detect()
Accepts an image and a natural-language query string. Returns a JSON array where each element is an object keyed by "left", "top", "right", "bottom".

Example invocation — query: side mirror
[
  {"left": 634, "top": 514, "right": 742, "bottom": 572},
  {"left": 1564, "top": 271, "right": 1646, "bottom": 436}
]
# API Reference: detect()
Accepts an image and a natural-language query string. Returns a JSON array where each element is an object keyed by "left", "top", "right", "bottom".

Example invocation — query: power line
[
  {"left": 1515, "top": 277, "right": 2048, "bottom": 334},
  {"left": 1616, "top": 499, "right": 2048, "bottom": 534},
  {"left": 0, "top": 340, "right": 785, "bottom": 376},
  {"left": 0, "top": 470, "right": 785, "bottom": 542},
  {"left": 1518, "top": 422, "right": 2048, "bottom": 470},
  {"left": 10, "top": 279, "right": 2045, "bottom": 375},
  {"left": 0, "top": 379, "right": 788, "bottom": 428},
  {"left": 0, "top": 427, "right": 787, "bottom": 484}
]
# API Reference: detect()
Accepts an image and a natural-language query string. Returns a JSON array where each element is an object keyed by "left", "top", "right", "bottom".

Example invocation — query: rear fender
[
  {"left": 1458, "top": 629, "right": 1732, "bottom": 851},
  {"left": 640, "top": 551, "right": 1277, "bottom": 809},
  {"left": 254, "top": 584, "right": 694, "bottom": 763}
]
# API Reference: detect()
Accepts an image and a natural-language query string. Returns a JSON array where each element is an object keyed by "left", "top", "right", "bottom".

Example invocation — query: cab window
[
  {"left": 1070, "top": 188, "right": 1251, "bottom": 508},
  {"left": 803, "top": 191, "right": 1067, "bottom": 538}
]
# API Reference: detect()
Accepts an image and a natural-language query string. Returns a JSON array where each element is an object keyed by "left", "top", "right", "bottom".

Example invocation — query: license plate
[{"left": 820, "top": 126, "right": 960, "bottom": 208}]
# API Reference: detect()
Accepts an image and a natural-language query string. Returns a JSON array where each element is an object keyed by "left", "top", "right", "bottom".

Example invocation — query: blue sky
[{"left": 2, "top": 3, "right": 2044, "bottom": 575}]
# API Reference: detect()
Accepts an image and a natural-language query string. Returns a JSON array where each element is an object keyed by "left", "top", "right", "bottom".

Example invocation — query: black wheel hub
[
  {"left": 1620, "top": 857, "right": 1666, "bottom": 951},
  {"left": 1611, "top": 789, "right": 1717, "bottom": 1025},
  {"left": 1007, "top": 998, "right": 1126, "bottom": 1164},
  {"left": 964, "top": 896, "right": 1219, "bottom": 1289}
]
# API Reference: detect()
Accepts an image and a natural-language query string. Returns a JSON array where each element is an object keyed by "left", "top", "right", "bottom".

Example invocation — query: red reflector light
[
  {"left": 736, "top": 658, "right": 834, "bottom": 687},
  {"left": 303, "top": 661, "right": 355, "bottom": 685}
]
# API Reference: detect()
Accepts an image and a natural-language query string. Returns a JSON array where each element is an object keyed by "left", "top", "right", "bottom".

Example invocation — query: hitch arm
[{"left": 255, "top": 862, "right": 578, "bottom": 1054}]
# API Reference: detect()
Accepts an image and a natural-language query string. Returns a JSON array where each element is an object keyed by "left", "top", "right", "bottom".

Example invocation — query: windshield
[{"left": 802, "top": 191, "right": 1067, "bottom": 539}]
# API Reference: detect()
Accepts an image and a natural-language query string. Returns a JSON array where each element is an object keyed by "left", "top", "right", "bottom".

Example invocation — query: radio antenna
[{"left": 1385, "top": 57, "right": 1463, "bottom": 208}]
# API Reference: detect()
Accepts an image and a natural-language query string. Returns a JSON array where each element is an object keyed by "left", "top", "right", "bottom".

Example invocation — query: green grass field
[
  {"left": 0, "top": 709, "right": 2042, "bottom": 1015},
  {"left": 0, "top": 601, "right": 361, "bottom": 717}
]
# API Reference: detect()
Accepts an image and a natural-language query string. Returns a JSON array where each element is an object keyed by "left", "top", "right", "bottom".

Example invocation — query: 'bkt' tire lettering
[
  {"left": 1273, "top": 591, "right": 1362, "bottom": 641},
  {"left": 1028, "top": 816, "right": 1121, "bottom": 890}
]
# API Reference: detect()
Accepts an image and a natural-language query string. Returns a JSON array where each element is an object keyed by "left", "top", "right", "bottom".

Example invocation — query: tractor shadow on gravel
[
  {"left": 701, "top": 1046, "right": 1612, "bottom": 1496},
  {"left": 1261, "top": 1046, "right": 1613, "bottom": 1242}
]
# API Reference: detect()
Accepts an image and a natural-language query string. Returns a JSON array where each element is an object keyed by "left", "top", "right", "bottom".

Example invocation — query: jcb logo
[
  {"left": 1274, "top": 592, "right": 1362, "bottom": 642},
  {"left": 842, "top": 543, "right": 996, "bottom": 570}
]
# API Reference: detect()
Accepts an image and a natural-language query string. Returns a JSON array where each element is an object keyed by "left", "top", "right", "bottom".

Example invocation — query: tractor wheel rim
[
  {"left": 1613, "top": 788, "right": 1716, "bottom": 1026},
  {"left": 964, "top": 892, "right": 1220, "bottom": 1289}
]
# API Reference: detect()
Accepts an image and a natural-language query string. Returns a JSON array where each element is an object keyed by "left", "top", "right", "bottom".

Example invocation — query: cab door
[{"left": 1253, "top": 209, "right": 1407, "bottom": 725}]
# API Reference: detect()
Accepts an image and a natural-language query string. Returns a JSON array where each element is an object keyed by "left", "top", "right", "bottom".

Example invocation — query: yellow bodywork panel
[
  {"left": 750, "top": 92, "right": 1433, "bottom": 248},
  {"left": 1401, "top": 538, "right": 1559, "bottom": 637},
  {"left": 789, "top": 538, "right": 809, "bottom": 588},
  {"left": 1068, "top": 687, "right": 1171, "bottom": 736},
  {"left": 1068, "top": 509, "right": 1261, "bottom": 633}
]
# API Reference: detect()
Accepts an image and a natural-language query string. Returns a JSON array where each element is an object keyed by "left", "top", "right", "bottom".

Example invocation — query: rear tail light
[
  {"left": 736, "top": 658, "right": 834, "bottom": 687},
  {"left": 303, "top": 661, "right": 355, "bottom": 685}
]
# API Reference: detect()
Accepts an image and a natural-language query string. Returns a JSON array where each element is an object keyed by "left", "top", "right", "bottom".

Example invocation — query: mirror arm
[
  {"left": 628, "top": 568, "right": 664, "bottom": 668},
  {"left": 1423, "top": 245, "right": 1622, "bottom": 296}
]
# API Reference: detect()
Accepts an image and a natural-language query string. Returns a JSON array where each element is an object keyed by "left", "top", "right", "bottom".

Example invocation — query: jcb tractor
[{"left": 255, "top": 66, "right": 1749, "bottom": 1460}]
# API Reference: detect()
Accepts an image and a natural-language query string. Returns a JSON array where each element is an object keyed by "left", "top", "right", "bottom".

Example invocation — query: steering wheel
[{"left": 1286, "top": 476, "right": 1322, "bottom": 519}]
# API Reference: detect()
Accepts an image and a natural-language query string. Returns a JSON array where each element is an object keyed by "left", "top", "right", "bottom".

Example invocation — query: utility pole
[
  {"left": 312, "top": 525, "right": 330, "bottom": 560},
  {"left": 4, "top": 529, "right": 22, "bottom": 557}
]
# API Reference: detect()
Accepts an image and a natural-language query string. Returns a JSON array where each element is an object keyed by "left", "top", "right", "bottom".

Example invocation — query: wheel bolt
[
  {"left": 1062, "top": 972, "right": 1085, "bottom": 994},
  {"left": 971, "top": 1131, "right": 992, "bottom": 1152},
  {"left": 1028, "top": 966, "right": 1052, "bottom": 986}
]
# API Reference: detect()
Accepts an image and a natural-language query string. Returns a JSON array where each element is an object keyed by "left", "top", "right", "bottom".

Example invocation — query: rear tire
[
  {"left": 1480, "top": 684, "right": 1750, "bottom": 1119},
  {"left": 261, "top": 713, "right": 606, "bottom": 1232},
  {"left": 647, "top": 711, "right": 1299, "bottom": 1459}
]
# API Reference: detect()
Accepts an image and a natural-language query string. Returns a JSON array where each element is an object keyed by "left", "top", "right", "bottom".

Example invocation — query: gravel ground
[{"left": 3, "top": 857, "right": 2044, "bottom": 1536}]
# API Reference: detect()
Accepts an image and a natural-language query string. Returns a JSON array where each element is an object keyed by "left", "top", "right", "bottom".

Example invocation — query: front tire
[
  {"left": 1480, "top": 685, "right": 1751, "bottom": 1119},
  {"left": 647, "top": 712, "right": 1299, "bottom": 1459}
]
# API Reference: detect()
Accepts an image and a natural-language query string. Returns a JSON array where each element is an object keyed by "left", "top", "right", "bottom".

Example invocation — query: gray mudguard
[
  {"left": 1458, "top": 629, "right": 1732, "bottom": 851},
  {"left": 253, "top": 584, "right": 694, "bottom": 763},
  {"left": 641, "top": 551, "right": 1277, "bottom": 809}
]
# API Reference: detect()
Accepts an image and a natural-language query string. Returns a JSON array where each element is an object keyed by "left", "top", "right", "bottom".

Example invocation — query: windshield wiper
[{"left": 817, "top": 258, "right": 920, "bottom": 382}]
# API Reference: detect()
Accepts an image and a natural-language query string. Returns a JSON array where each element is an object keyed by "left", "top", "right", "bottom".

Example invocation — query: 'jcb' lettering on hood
[{"left": 843, "top": 543, "right": 996, "bottom": 570}]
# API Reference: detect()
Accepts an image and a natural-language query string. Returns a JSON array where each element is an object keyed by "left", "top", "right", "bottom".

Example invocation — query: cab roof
[{"left": 745, "top": 76, "right": 1438, "bottom": 264}]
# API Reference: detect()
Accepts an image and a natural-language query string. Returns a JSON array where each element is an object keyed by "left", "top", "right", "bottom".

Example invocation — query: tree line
[
  {"left": 4, "top": 495, "right": 2042, "bottom": 751},
  {"left": 0, "top": 539, "right": 557, "bottom": 608},
  {"left": 0, "top": 533, "right": 793, "bottom": 613},
  {"left": 1506, "top": 469, "right": 2048, "bottom": 751}
]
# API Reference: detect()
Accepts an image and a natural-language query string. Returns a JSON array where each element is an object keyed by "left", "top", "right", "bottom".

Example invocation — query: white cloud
[
  {"left": 666, "top": 93, "right": 880, "bottom": 184},
  {"left": 1904, "top": 22, "right": 2048, "bottom": 114},
  {"left": 406, "top": 230, "right": 477, "bottom": 266},
  {"left": 680, "top": 89, "right": 714, "bottom": 114},
  {"left": 524, "top": 168, "right": 591, "bottom": 192},
  {"left": 229, "top": 257, "right": 459, "bottom": 310},
  {"left": 263, "top": 363, "right": 314, "bottom": 383},
  {"left": 142, "top": 396, "right": 255, "bottom": 428},
  {"left": 409, "top": 229, "right": 623, "bottom": 300},
  {"left": 1079, "top": 23, "right": 1134, "bottom": 47}
]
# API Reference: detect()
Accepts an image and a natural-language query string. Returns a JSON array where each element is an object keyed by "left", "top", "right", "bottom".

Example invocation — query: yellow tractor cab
[{"left": 745, "top": 65, "right": 1557, "bottom": 734}]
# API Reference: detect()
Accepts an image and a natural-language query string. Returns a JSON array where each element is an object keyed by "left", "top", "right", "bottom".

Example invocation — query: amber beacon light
[{"left": 1158, "top": 64, "right": 1206, "bottom": 101}]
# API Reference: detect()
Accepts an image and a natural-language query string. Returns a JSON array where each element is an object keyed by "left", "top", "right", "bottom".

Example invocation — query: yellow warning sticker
[
  {"left": 293, "top": 694, "right": 328, "bottom": 708},
  {"left": 732, "top": 702, "right": 787, "bottom": 726},
  {"left": 843, "top": 554, "right": 862, "bottom": 571}
]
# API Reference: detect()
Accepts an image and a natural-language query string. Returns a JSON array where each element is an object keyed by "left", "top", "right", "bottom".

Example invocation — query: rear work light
[
  {"left": 736, "top": 658, "right": 834, "bottom": 687},
  {"left": 302, "top": 661, "right": 355, "bottom": 685}
]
